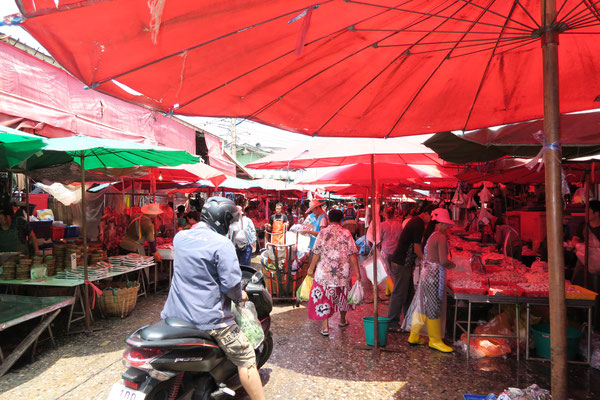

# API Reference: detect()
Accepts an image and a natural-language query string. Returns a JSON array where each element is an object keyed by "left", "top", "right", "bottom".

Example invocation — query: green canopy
[
  {"left": 0, "top": 127, "right": 48, "bottom": 170},
  {"left": 22, "top": 135, "right": 199, "bottom": 170}
]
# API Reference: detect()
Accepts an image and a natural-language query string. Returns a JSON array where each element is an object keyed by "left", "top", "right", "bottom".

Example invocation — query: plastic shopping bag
[
  {"left": 296, "top": 275, "right": 313, "bottom": 302},
  {"left": 362, "top": 253, "right": 388, "bottom": 285},
  {"left": 347, "top": 280, "right": 364, "bottom": 305},
  {"left": 233, "top": 301, "right": 265, "bottom": 349}
]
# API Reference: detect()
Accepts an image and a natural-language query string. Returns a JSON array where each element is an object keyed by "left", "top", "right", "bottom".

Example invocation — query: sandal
[
  {"left": 320, "top": 330, "right": 330, "bottom": 336},
  {"left": 338, "top": 322, "right": 349, "bottom": 328}
]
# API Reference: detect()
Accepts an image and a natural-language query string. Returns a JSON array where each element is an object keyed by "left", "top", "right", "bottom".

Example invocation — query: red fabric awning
[
  {"left": 0, "top": 41, "right": 195, "bottom": 153},
  {"left": 204, "top": 133, "right": 236, "bottom": 176}
]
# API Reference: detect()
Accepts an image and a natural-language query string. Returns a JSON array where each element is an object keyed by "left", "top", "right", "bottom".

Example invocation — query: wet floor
[{"left": 0, "top": 290, "right": 598, "bottom": 399}]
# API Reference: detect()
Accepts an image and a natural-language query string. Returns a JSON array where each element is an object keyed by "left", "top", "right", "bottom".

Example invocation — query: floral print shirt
[{"left": 312, "top": 223, "right": 358, "bottom": 287}]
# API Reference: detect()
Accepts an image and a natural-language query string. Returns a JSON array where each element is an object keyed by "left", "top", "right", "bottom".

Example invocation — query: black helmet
[{"left": 201, "top": 197, "right": 239, "bottom": 235}]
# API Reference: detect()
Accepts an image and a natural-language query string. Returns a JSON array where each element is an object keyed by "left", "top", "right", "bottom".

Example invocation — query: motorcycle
[{"left": 107, "top": 267, "right": 273, "bottom": 400}]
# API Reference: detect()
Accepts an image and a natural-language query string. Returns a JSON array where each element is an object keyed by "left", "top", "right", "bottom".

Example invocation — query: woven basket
[{"left": 97, "top": 283, "right": 140, "bottom": 318}]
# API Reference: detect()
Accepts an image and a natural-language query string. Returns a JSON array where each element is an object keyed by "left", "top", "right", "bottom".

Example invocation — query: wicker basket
[{"left": 97, "top": 282, "right": 140, "bottom": 318}]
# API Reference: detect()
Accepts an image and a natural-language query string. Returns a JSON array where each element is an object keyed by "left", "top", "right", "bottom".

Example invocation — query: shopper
[
  {"left": 161, "top": 197, "right": 265, "bottom": 400},
  {"left": 494, "top": 218, "right": 522, "bottom": 260},
  {"left": 380, "top": 206, "right": 403, "bottom": 260},
  {"left": 229, "top": 206, "right": 257, "bottom": 266},
  {"left": 387, "top": 203, "right": 433, "bottom": 332},
  {"left": 306, "top": 209, "right": 361, "bottom": 336},
  {"left": 402, "top": 208, "right": 455, "bottom": 352}
]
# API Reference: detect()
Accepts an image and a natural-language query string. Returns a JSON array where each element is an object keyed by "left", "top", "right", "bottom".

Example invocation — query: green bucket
[
  {"left": 362, "top": 316, "right": 390, "bottom": 347},
  {"left": 531, "top": 323, "right": 582, "bottom": 361}
]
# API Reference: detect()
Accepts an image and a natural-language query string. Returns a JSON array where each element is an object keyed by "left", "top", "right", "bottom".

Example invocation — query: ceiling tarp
[{"left": 0, "top": 41, "right": 196, "bottom": 153}]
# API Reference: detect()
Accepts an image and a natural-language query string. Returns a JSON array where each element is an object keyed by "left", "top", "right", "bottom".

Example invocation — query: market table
[
  {"left": 0, "top": 294, "right": 75, "bottom": 377},
  {"left": 0, "top": 262, "right": 155, "bottom": 331},
  {"left": 448, "top": 288, "right": 596, "bottom": 364}
]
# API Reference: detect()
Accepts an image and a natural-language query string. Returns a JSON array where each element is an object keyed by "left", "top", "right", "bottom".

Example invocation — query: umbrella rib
[
  {"left": 560, "top": 0, "right": 600, "bottom": 26},
  {"left": 383, "top": 0, "right": 500, "bottom": 138},
  {"left": 355, "top": 28, "right": 527, "bottom": 35},
  {"left": 449, "top": 37, "right": 537, "bottom": 59},
  {"left": 346, "top": 0, "right": 534, "bottom": 33},
  {"left": 454, "top": 0, "right": 539, "bottom": 30},
  {"left": 376, "top": 35, "right": 532, "bottom": 46},
  {"left": 376, "top": 35, "right": 533, "bottom": 54},
  {"left": 175, "top": 1, "right": 408, "bottom": 112},
  {"left": 556, "top": 0, "right": 587, "bottom": 23},
  {"left": 92, "top": 1, "right": 335, "bottom": 86},
  {"left": 312, "top": 0, "right": 472, "bottom": 135},
  {"left": 564, "top": 5, "right": 600, "bottom": 29},
  {"left": 461, "top": 0, "right": 521, "bottom": 131},
  {"left": 513, "top": 0, "right": 541, "bottom": 28}
]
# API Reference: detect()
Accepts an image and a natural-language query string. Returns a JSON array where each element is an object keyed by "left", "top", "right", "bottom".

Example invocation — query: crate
[
  {"left": 565, "top": 285, "right": 598, "bottom": 300},
  {"left": 30, "top": 221, "right": 52, "bottom": 240},
  {"left": 51, "top": 226, "right": 65, "bottom": 241}
]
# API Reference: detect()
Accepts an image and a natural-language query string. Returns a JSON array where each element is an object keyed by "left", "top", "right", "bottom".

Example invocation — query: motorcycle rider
[{"left": 161, "top": 197, "right": 266, "bottom": 400}]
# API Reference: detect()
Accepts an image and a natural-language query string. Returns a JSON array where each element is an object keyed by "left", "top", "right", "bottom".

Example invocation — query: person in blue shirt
[{"left": 161, "top": 197, "right": 265, "bottom": 400}]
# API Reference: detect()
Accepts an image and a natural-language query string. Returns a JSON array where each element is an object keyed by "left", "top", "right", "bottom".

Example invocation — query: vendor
[
  {"left": 0, "top": 204, "right": 38, "bottom": 255},
  {"left": 265, "top": 202, "right": 289, "bottom": 245},
  {"left": 118, "top": 203, "right": 163, "bottom": 261},
  {"left": 494, "top": 218, "right": 522, "bottom": 260},
  {"left": 176, "top": 205, "right": 187, "bottom": 229}
]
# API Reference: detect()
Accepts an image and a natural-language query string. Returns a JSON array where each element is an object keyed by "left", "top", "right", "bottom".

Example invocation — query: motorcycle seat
[{"left": 140, "top": 318, "right": 216, "bottom": 342}]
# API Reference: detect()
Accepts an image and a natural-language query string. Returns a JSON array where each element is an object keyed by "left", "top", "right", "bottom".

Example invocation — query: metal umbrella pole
[{"left": 541, "top": 1, "right": 567, "bottom": 397}]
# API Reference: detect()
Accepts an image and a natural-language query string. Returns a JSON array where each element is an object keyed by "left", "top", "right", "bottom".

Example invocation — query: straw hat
[
  {"left": 431, "top": 208, "right": 454, "bottom": 225},
  {"left": 141, "top": 203, "right": 163, "bottom": 215},
  {"left": 306, "top": 199, "right": 325, "bottom": 214}
]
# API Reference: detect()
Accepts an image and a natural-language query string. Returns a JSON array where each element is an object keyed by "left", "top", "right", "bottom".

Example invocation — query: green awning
[{"left": 0, "top": 127, "right": 48, "bottom": 169}]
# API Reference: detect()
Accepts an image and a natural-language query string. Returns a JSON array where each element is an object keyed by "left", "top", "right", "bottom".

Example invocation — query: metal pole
[
  {"left": 541, "top": 1, "right": 567, "bottom": 397},
  {"left": 25, "top": 176, "right": 30, "bottom": 221},
  {"left": 585, "top": 171, "right": 590, "bottom": 288},
  {"left": 80, "top": 152, "right": 90, "bottom": 332},
  {"left": 371, "top": 154, "right": 379, "bottom": 348}
]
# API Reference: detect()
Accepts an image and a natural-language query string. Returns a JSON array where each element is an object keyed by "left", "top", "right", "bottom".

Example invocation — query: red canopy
[
  {"left": 299, "top": 162, "right": 455, "bottom": 186},
  {"left": 246, "top": 137, "right": 443, "bottom": 169},
  {"left": 0, "top": 41, "right": 195, "bottom": 152},
  {"left": 16, "top": 1, "right": 600, "bottom": 138}
]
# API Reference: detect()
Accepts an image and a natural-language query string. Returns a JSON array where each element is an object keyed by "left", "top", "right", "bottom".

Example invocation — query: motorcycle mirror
[{"left": 251, "top": 271, "right": 263, "bottom": 284}]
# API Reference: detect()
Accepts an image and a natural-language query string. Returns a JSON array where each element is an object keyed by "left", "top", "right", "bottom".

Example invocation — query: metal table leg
[
  {"left": 516, "top": 303, "right": 520, "bottom": 361},
  {"left": 453, "top": 298, "right": 458, "bottom": 342},
  {"left": 526, "top": 304, "right": 530, "bottom": 360},
  {"left": 588, "top": 306, "right": 593, "bottom": 364},
  {"left": 467, "top": 301, "right": 472, "bottom": 361}
]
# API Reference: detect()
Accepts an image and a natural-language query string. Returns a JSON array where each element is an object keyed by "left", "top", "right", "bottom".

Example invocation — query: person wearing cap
[
  {"left": 118, "top": 203, "right": 163, "bottom": 262},
  {"left": 387, "top": 203, "right": 434, "bottom": 333},
  {"left": 229, "top": 206, "right": 257, "bottom": 266},
  {"left": 300, "top": 199, "right": 328, "bottom": 251},
  {"left": 0, "top": 204, "right": 39, "bottom": 255},
  {"left": 401, "top": 208, "right": 455, "bottom": 352}
]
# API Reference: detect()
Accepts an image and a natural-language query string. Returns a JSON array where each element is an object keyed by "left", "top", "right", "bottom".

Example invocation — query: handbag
[{"left": 297, "top": 275, "right": 313, "bottom": 302}]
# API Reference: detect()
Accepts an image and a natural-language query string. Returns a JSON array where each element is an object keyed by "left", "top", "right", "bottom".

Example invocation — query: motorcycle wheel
[
  {"left": 191, "top": 375, "right": 217, "bottom": 400},
  {"left": 146, "top": 380, "right": 175, "bottom": 400},
  {"left": 256, "top": 332, "right": 273, "bottom": 368}
]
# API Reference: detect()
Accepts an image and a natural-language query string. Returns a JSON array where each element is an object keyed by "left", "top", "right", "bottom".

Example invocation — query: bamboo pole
[
  {"left": 25, "top": 176, "right": 30, "bottom": 221},
  {"left": 541, "top": 1, "right": 567, "bottom": 397},
  {"left": 585, "top": 172, "right": 590, "bottom": 288},
  {"left": 371, "top": 154, "right": 379, "bottom": 348},
  {"left": 80, "top": 153, "right": 90, "bottom": 332}
]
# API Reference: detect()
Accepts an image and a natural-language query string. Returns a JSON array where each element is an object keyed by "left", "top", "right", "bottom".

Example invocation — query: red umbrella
[
  {"left": 15, "top": 1, "right": 600, "bottom": 139},
  {"left": 246, "top": 137, "right": 443, "bottom": 169},
  {"left": 299, "top": 162, "right": 456, "bottom": 187},
  {"left": 16, "top": 0, "right": 593, "bottom": 388},
  {"left": 146, "top": 163, "right": 227, "bottom": 187}
]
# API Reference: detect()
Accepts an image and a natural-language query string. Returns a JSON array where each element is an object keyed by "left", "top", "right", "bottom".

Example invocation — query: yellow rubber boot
[
  {"left": 407, "top": 313, "right": 426, "bottom": 345},
  {"left": 427, "top": 318, "right": 453, "bottom": 353}
]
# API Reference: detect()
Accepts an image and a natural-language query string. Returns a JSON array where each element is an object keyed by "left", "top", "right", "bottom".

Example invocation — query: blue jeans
[{"left": 236, "top": 246, "right": 253, "bottom": 267}]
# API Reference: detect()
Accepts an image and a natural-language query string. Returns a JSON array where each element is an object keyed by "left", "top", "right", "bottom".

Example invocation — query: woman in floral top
[{"left": 307, "top": 209, "right": 361, "bottom": 336}]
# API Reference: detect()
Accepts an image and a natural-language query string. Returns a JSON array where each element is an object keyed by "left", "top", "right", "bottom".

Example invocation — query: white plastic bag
[
  {"left": 361, "top": 253, "right": 388, "bottom": 285},
  {"left": 347, "top": 280, "right": 364, "bottom": 305}
]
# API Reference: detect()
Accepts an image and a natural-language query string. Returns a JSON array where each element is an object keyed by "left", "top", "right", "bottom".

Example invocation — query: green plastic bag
[
  {"left": 233, "top": 302, "right": 265, "bottom": 349},
  {"left": 296, "top": 275, "right": 313, "bottom": 302}
]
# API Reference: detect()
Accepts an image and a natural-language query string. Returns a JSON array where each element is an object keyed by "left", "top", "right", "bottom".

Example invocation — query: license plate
[{"left": 107, "top": 382, "right": 146, "bottom": 400}]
